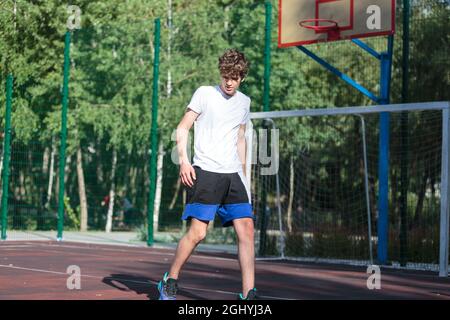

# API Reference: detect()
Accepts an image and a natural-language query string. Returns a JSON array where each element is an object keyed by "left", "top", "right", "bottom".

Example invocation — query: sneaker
[
  {"left": 238, "top": 288, "right": 258, "bottom": 300},
  {"left": 157, "top": 272, "right": 178, "bottom": 300}
]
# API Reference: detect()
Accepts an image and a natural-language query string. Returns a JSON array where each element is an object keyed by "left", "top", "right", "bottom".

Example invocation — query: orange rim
[{"left": 299, "top": 19, "right": 339, "bottom": 32}]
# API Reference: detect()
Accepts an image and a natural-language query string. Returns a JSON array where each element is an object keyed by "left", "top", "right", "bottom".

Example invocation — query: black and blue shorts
[{"left": 182, "top": 166, "right": 254, "bottom": 227}]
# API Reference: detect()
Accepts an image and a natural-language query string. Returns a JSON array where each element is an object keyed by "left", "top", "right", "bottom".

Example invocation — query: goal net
[{"left": 247, "top": 102, "right": 449, "bottom": 276}]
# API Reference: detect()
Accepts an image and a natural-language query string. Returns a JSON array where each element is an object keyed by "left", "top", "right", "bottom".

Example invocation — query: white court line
[
  {"left": 0, "top": 245, "right": 34, "bottom": 248},
  {"left": 0, "top": 264, "right": 99, "bottom": 277},
  {"left": 16, "top": 242, "right": 237, "bottom": 263},
  {"left": 0, "top": 245, "right": 31, "bottom": 250},
  {"left": 0, "top": 264, "right": 292, "bottom": 300}
]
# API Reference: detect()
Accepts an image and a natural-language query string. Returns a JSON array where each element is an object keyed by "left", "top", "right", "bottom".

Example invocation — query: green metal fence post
[
  {"left": 147, "top": 18, "right": 161, "bottom": 246},
  {"left": 1, "top": 74, "right": 13, "bottom": 240},
  {"left": 57, "top": 31, "right": 71, "bottom": 241}
]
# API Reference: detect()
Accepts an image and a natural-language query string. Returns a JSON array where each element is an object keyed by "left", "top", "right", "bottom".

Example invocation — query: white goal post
[{"left": 247, "top": 101, "right": 449, "bottom": 277}]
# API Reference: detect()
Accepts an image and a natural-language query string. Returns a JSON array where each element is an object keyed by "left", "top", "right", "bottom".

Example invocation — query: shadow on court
[
  {"left": 102, "top": 274, "right": 206, "bottom": 300},
  {"left": 0, "top": 241, "right": 449, "bottom": 300}
]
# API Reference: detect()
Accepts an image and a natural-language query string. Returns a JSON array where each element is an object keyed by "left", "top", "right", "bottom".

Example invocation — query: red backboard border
[{"left": 278, "top": 0, "right": 396, "bottom": 48}]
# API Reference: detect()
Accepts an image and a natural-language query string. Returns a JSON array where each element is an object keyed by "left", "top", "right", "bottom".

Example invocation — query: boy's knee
[
  {"left": 188, "top": 228, "right": 207, "bottom": 243},
  {"left": 236, "top": 219, "right": 254, "bottom": 241}
]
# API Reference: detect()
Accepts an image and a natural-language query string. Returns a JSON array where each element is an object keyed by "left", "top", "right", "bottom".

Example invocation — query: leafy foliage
[{"left": 0, "top": 0, "right": 448, "bottom": 263}]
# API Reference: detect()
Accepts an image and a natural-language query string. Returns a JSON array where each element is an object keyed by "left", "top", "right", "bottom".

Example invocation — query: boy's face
[{"left": 220, "top": 75, "right": 242, "bottom": 96}]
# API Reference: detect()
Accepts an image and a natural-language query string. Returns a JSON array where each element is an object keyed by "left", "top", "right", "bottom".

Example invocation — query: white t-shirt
[{"left": 187, "top": 85, "right": 251, "bottom": 173}]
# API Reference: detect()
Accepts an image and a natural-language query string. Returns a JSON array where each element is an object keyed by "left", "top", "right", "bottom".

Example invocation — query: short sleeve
[
  {"left": 240, "top": 98, "right": 251, "bottom": 125},
  {"left": 187, "top": 87, "right": 204, "bottom": 114}
]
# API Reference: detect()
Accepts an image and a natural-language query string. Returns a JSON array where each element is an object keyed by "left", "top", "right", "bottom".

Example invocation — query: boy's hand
[{"left": 180, "top": 162, "right": 196, "bottom": 187}]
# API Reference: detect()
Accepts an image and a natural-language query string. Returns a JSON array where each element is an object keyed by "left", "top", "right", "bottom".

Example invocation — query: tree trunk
[
  {"left": 331, "top": 161, "right": 339, "bottom": 229},
  {"left": 95, "top": 137, "right": 104, "bottom": 229},
  {"left": 65, "top": 155, "right": 72, "bottom": 201},
  {"left": 96, "top": 137, "right": 104, "bottom": 184},
  {"left": 0, "top": 138, "right": 5, "bottom": 198},
  {"left": 64, "top": 155, "right": 71, "bottom": 192},
  {"left": 369, "top": 175, "right": 377, "bottom": 234},
  {"left": 39, "top": 146, "right": 50, "bottom": 229},
  {"left": 169, "top": 177, "right": 181, "bottom": 210},
  {"left": 0, "top": 134, "right": 12, "bottom": 204},
  {"left": 14, "top": 170, "right": 26, "bottom": 229},
  {"left": 153, "top": 143, "right": 164, "bottom": 232},
  {"left": 224, "top": 5, "right": 229, "bottom": 31},
  {"left": 77, "top": 147, "right": 88, "bottom": 231},
  {"left": 29, "top": 148, "right": 38, "bottom": 204},
  {"left": 105, "top": 149, "right": 117, "bottom": 233},
  {"left": 55, "top": 161, "right": 59, "bottom": 208},
  {"left": 123, "top": 150, "right": 131, "bottom": 189},
  {"left": 414, "top": 170, "right": 428, "bottom": 226},
  {"left": 295, "top": 159, "right": 305, "bottom": 233},
  {"left": 55, "top": 154, "right": 71, "bottom": 210},
  {"left": 19, "top": 170, "right": 26, "bottom": 201},
  {"left": 143, "top": 146, "right": 149, "bottom": 220},
  {"left": 45, "top": 139, "right": 56, "bottom": 210},
  {"left": 44, "top": 150, "right": 50, "bottom": 186},
  {"left": 13, "top": 0, "right": 17, "bottom": 30},
  {"left": 129, "top": 164, "right": 137, "bottom": 204},
  {"left": 287, "top": 155, "right": 294, "bottom": 233},
  {"left": 393, "top": 168, "right": 403, "bottom": 236}
]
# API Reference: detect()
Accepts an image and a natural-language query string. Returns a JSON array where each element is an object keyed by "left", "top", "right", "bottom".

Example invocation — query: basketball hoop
[{"left": 299, "top": 19, "right": 341, "bottom": 41}]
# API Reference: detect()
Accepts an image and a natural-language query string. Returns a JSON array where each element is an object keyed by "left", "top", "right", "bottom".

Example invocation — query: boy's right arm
[{"left": 177, "top": 109, "right": 199, "bottom": 187}]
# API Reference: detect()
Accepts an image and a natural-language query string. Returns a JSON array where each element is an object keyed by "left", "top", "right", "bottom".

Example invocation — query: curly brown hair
[{"left": 218, "top": 49, "right": 250, "bottom": 80}]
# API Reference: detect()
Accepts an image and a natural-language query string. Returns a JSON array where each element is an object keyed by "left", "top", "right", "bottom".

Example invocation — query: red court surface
[{"left": 0, "top": 241, "right": 449, "bottom": 300}]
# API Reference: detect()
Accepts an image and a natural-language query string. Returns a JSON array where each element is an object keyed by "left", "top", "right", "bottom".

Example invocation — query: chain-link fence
[{"left": 0, "top": 1, "right": 449, "bottom": 271}]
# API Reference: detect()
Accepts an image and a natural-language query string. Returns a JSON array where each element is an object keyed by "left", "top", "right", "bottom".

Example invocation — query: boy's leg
[
  {"left": 233, "top": 217, "right": 255, "bottom": 296},
  {"left": 168, "top": 218, "right": 209, "bottom": 279}
]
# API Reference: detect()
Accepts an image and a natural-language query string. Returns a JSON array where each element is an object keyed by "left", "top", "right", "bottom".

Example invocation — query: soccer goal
[{"left": 247, "top": 101, "right": 450, "bottom": 277}]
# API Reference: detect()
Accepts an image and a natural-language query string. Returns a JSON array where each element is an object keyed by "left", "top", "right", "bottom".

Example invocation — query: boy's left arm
[{"left": 237, "top": 124, "right": 247, "bottom": 176}]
